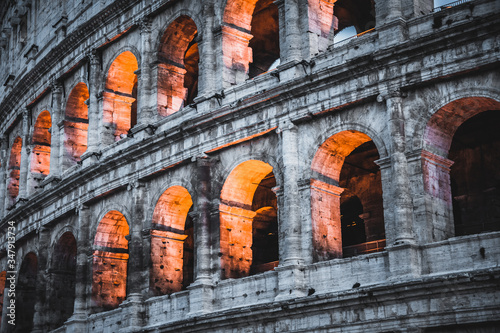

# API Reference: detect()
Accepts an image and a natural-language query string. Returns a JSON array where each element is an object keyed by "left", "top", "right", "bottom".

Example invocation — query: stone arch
[
  {"left": 310, "top": 130, "right": 386, "bottom": 261},
  {"left": 222, "top": 0, "right": 280, "bottom": 86},
  {"left": 334, "top": 0, "right": 375, "bottom": 35},
  {"left": 421, "top": 97, "right": 500, "bottom": 239},
  {"left": 17, "top": 252, "right": 38, "bottom": 333},
  {"left": 63, "top": 82, "right": 89, "bottom": 169},
  {"left": 46, "top": 231, "right": 77, "bottom": 330},
  {"left": 29, "top": 110, "right": 51, "bottom": 192},
  {"left": 219, "top": 159, "right": 279, "bottom": 279},
  {"left": 103, "top": 50, "right": 139, "bottom": 143},
  {"left": 92, "top": 210, "right": 129, "bottom": 311},
  {"left": 157, "top": 15, "right": 199, "bottom": 116},
  {"left": 150, "top": 185, "right": 194, "bottom": 295},
  {"left": 7, "top": 136, "right": 22, "bottom": 205}
]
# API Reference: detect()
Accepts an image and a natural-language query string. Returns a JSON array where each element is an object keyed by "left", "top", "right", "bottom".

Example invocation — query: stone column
[
  {"left": 48, "top": 81, "right": 63, "bottom": 181},
  {"left": 119, "top": 180, "right": 146, "bottom": 332},
  {"left": 66, "top": 205, "right": 91, "bottom": 332},
  {"left": 297, "top": 178, "right": 313, "bottom": 265},
  {"left": 275, "top": 0, "right": 302, "bottom": 63},
  {"left": 198, "top": 3, "right": 216, "bottom": 99},
  {"left": 32, "top": 227, "right": 51, "bottom": 333},
  {"left": 384, "top": 93, "right": 421, "bottom": 278},
  {"left": 275, "top": 121, "right": 306, "bottom": 300},
  {"left": 188, "top": 157, "right": 214, "bottom": 315},
  {"left": 85, "top": 51, "right": 101, "bottom": 155},
  {"left": 136, "top": 18, "right": 155, "bottom": 127},
  {"left": 18, "top": 109, "right": 30, "bottom": 200},
  {"left": 376, "top": 0, "right": 408, "bottom": 47}
]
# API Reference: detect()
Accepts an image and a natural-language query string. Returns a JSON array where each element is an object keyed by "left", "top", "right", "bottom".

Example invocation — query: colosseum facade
[{"left": 0, "top": 0, "right": 499, "bottom": 332}]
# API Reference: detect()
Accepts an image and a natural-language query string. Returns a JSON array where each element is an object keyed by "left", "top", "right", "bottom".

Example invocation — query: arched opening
[
  {"left": 63, "top": 82, "right": 89, "bottom": 168},
  {"left": 103, "top": 51, "right": 138, "bottom": 143},
  {"left": 334, "top": 0, "right": 375, "bottom": 36},
  {"left": 30, "top": 110, "right": 52, "bottom": 191},
  {"left": 0, "top": 271, "right": 6, "bottom": 327},
  {"left": 222, "top": 0, "right": 280, "bottom": 85},
  {"left": 157, "top": 16, "right": 199, "bottom": 117},
  {"left": 92, "top": 211, "right": 129, "bottom": 310},
  {"left": 17, "top": 252, "right": 38, "bottom": 333},
  {"left": 7, "top": 137, "right": 22, "bottom": 205},
  {"left": 311, "top": 130, "right": 385, "bottom": 261},
  {"left": 220, "top": 160, "right": 279, "bottom": 279},
  {"left": 150, "top": 186, "right": 194, "bottom": 296},
  {"left": 422, "top": 97, "right": 500, "bottom": 241},
  {"left": 449, "top": 110, "right": 500, "bottom": 236},
  {"left": 47, "top": 232, "right": 77, "bottom": 330}
]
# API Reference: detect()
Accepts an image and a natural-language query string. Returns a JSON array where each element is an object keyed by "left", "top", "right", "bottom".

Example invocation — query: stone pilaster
[
  {"left": 66, "top": 205, "right": 91, "bottom": 332},
  {"left": 85, "top": 50, "right": 101, "bottom": 154},
  {"left": 383, "top": 92, "right": 421, "bottom": 279},
  {"left": 48, "top": 81, "right": 63, "bottom": 181},
  {"left": 32, "top": 226, "right": 51, "bottom": 333},
  {"left": 376, "top": 0, "right": 408, "bottom": 47},
  {"left": 136, "top": 18, "right": 155, "bottom": 127},
  {"left": 275, "top": 0, "right": 302, "bottom": 63},
  {"left": 188, "top": 157, "right": 214, "bottom": 315},
  {"left": 298, "top": 178, "right": 313, "bottom": 264},
  {"left": 18, "top": 109, "right": 30, "bottom": 200},
  {"left": 275, "top": 121, "right": 306, "bottom": 300}
]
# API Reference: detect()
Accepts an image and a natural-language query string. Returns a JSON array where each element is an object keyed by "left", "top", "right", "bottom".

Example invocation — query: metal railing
[
  {"left": 342, "top": 239, "right": 386, "bottom": 258},
  {"left": 434, "top": 0, "right": 472, "bottom": 12},
  {"left": 332, "top": 28, "right": 375, "bottom": 48}
]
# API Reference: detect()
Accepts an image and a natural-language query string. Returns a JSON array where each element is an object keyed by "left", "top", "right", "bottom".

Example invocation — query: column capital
[
  {"left": 86, "top": 49, "right": 100, "bottom": 66},
  {"left": 139, "top": 17, "right": 152, "bottom": 34}
]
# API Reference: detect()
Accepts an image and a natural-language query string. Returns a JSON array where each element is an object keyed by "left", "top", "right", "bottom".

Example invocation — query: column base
[
  {"left": 387, "top": 242, "right": 422, "bottom": 279},
  {"left": 187, "top": 278, "right": 214, "bottom": 315},
  {"left": 65, "top": 313, "right": 88, "bottom": 333},
  {"left": 274, "top": 263, "right": 308, "bottom": 301},
  {"left": 119, "top": 293, "right": 144, "bottom": 332}
]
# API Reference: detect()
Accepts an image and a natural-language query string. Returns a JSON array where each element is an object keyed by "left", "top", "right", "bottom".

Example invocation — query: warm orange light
[
  {"left": 7, "top": 137, "right": 22, "bottom": 202},
  {"left": 151, "top": 186, "right": 193, "bottom": 295},
  {"left": 31, "top": 110, "right": 51, "bottom": 176},
  {"left": 64, "top": 82, "right": 89, "bottom": 165}
]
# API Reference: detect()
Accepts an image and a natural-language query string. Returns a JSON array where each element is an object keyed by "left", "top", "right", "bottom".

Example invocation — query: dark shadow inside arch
[
  {"left": 450, "top": 110, "right": 500, "bottom": 236},
  {"left": 47, "top": 232, "right": 77, "bottom": 330},
  {"left": 17, "top": 252, "right": 38, "bottom": 333}
]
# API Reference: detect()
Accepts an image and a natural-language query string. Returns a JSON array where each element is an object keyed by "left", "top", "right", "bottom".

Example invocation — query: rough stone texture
[{"left": 0, "top": 0, "right": 499, "bottom": 332}]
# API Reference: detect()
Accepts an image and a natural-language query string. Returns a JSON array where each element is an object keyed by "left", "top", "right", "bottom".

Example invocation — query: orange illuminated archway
[
  {"left": 311, "top": 130, "right": 385, "bottom": 260},
  {"left": 103, "top": 51, "right": 138, "bottom": 143},
  {"left": 150, "top": 186, "right": 194, "bottom": 295},
  {"left": 157, "top": 16, "right": 198, "bottom": 116},
  {"left": 63, "top": 82, "right": 89, "bottom": 168},
  {"left": 7, "top": 137, "right": 22, "bottom": 205},
  {"left": 92, "top": 211, "right": 129, "bottom": 310},
  {"left": 219, "top": 160, "right": 279, "bottom": 279},
  {"left": 222, "top": 0, "right": 280, "bottom": 85},
  {"left": 30, "top": 110, "right": 52, "bottom": 192}
]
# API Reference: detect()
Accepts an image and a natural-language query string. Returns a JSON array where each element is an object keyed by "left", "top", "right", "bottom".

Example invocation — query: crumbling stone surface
[{"left": 0, "top": 0, "right": 499, "bottom": 332}]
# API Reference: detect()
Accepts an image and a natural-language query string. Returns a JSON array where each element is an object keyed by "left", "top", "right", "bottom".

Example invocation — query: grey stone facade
[{"left": 0, "top": 0, "right": 499, "bottom": 332}]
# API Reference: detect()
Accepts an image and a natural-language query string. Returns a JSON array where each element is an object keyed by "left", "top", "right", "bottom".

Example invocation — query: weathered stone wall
[{"left": 0, "top": 0, "right": 499, "bottom": 332}]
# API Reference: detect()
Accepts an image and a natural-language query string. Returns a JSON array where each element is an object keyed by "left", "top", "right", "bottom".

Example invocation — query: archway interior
[
  {"left": 222, "top": 0, "right": 279, "bottom": 85},
  {"left": 31, "top": 110, "right": 52, "bottom": 179},
  {"left": 157, "top": 16, "right": 198, "bottom": 117},
  {"left": 103, "top": 51, "right": 138, "bottom": 142},
  {"left": 339, "top": 140, "right": 385, "bottom": 257},
  {"left": 220, "top": 160, "right": 278, "bottom": 279},
  {"left": 449, "top": 110, "right": 500, "bottom": 236},
  {"left": 248, "top": 0, "right": 280, "bottom": 78},
  {"left": 7, "top": 137, "right": 22, "bottom": 204},
  {"left": 64, "top": 82, "right": 89, "bottom": 168},
  {"left": 150, "top": 185, "right": 194, "bottom": 296},
  {"left": 47, "top": 232, "right": 77, "bottom": 330},
  {"left": 311, "top": 130, "right": 385, "bottom": 261},
  {"left": 92, "top": 210, "right": 129, "bottom": 310},
  {"left": 18, "top": 252, "right": 38, "bottom": 333},
  {"left": 334, "top": 0, "right": 375, "bottom": 35}
]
